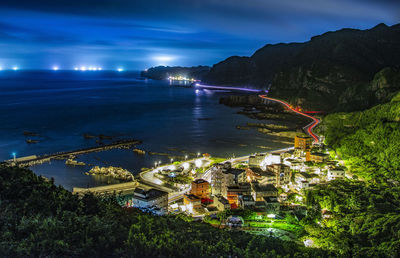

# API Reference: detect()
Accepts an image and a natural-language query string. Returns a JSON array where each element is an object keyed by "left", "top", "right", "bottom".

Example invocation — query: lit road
[
  {"left": 258, "top": 95, "right": 320, "bottom": 143},
  {"left": 195, "top": 83, "right": 320, "bottom": 143}
]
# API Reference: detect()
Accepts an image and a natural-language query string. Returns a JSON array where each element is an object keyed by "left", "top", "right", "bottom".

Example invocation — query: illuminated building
[
  {"left": 129, "top": 188, "right": 168, "bottom": 215},
  {"left": 248, "top": 153, "right": 266, "bottom": 167},
  {"left": 226, "top": 183, "right": 251, "bottom": 207},
  {"left": 190, "top": 179, "right": 210, "bottom": 199},
  {"left": 327, "top": 168, "right": 345, "bottom": 181},
  {"left": 251, "top": 182, "right": 278, "bottom": 201},
  {"left": 210, "top": 165, "right": 245, "bottom": 196},
  {"left": 213, "top": 195, "right": 230, "bottom": 211},
  {"left": 309, "top": 152, "right": 329, "bottom": 163},
  {"left": 266, "top": 164, "right": 291, "bottom": 186},
  {"left": 294, "top": 135, "right": 312, "bottom": 150},
  {"left": 183, "top": 194, "right": 201, "bottom": 213}
]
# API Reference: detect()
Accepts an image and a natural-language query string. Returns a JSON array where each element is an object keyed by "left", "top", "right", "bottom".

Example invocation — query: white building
[
  {"left": 327, "top": 168, "right": 345, "bottom": 181},
  {"left": 131, "top": 188, "right": 169, "bottom": 215}
]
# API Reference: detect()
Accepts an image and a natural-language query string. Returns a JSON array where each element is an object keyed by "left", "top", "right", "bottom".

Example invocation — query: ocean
[{"left": 0, "top": 70, "right": 290, "bottom": 190}]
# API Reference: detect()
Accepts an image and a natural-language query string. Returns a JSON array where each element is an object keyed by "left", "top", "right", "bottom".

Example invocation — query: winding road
[
  {"left": 195, "top": 83, "right": 320, "bottom": 143},
  {"left": 258, "top": 95, "right": 320, "bottom": 143}
]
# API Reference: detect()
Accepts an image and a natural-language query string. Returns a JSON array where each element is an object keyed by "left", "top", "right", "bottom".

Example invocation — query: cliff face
[{"left": 203, "top": 23, "right": 400, "bottom": 111}]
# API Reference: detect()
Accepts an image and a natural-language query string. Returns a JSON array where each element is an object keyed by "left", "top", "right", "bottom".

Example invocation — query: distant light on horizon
[
  {"left": 74, "top": 67, "right": 79, "bottom": 71},
  {"left": 0, "top": 67, "right": 3, "bottom": 71},
  {"left": 12, "top": 66, "right": 19, "bottom": 71},
  {"left": 80, "top": 66, "right": 87, "bottom": 71},
  {"left": 117, "top": 68, "right": 124, "bottom": 72},
  {"left": 53, "top": 66, "right": 59, "bottom": 71}
]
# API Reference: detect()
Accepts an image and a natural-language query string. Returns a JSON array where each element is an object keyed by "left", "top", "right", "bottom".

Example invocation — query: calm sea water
[{"left": 0, "top": 70, "right": 290, "bottom": 190}]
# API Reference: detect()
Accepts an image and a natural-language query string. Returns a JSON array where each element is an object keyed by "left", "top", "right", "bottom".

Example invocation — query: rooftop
[
  {"left": 252, "top": 183, "right": 277, "bottom": 192},
  {"left": 133, "top": 188, "right": 168, "bottom": 201},
  {"left": 193, "top": 179, "right": 209, "bottom": 184}
]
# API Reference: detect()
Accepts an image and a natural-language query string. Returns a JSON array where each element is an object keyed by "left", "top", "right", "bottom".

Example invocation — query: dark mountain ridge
[{"left": 203, "top": 23, "right": 400, "bottom": 111}]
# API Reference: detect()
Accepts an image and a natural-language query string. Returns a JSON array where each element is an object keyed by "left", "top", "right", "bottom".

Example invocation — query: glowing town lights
[
  {"left": 53, "top": 66, "right": 59, "bottom": 71},
  {"left": 117, "top": 68, "right": 124, "bottom": 72},
  {"left": 80, "top": 66, "right": 87, "bottom": 71},
  {"left": 12, "top": 66, "right": 19, "bottom": 71},
  {"left": 0, "top": 67, "right": 3, "bottom": 71},
  {"left": 98, "top": 67, "right": 102, "bottom": 71},
  {"left": 195, "top": 159, "right": 203, "bottom": 168},
  {"left": 88, "top": 67, "right": 93, "bottom": 71},
  {"left": 74, "top": 67, "right": 79, "bottom": 71}
]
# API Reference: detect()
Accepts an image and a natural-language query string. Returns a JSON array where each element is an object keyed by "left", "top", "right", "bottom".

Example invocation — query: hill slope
[
  {"left": 317, "top": 92, "right": 400, "bottom": 181},
  {"left": 203, "top": 23, "right": 400, "bottom": 111}
]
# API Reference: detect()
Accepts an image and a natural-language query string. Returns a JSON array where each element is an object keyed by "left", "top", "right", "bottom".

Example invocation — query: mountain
[
  {"left": 141, "top": 65, "right": 210, "bottom": 80},
  {"left": 203, "top": 23, "right": 400, "bottom": 111}
]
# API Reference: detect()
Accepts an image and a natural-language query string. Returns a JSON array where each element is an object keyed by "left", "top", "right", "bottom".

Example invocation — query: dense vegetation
[
  {"left": 317, "top": 92, "right": 400, "bottom": 181},
  {"left": 0, "top": 165, "right": 330, "bottom": 257},
  {"left": 303, "top": 180, "right": 400, "bottom": 257},
  {"left": 301, "top": 92, "right": 400, "bottom": 256}
]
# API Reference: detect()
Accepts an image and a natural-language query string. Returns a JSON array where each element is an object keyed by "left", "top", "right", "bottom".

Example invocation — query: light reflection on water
[{"left": 0, "top": 71, "right": 291, "bottom": 190}]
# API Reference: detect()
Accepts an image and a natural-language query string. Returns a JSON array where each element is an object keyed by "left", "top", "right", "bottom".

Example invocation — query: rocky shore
[
  {"left": 220, "top": 94, "right": 308, "bottom": 139},
  {"left": 86, "top": 166, "right": 134, "bottom": 181}
]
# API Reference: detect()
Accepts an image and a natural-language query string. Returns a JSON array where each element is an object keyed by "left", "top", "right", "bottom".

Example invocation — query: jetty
[{"left": 6, "top": 139, "right": 142, "bottom": 167}]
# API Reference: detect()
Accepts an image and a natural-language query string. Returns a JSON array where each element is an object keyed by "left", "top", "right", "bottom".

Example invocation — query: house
[
  {"left": 259, "top": 170, "right": 276, "bottom": 185},
  {"left": 266, "top": 163, "right": 291, "bottom": 186},
  {"left": 309, "top": 152, "right": 329, "bottom": 163},
  {"left": 294, "top": 135, "right": 312, "bottom": 150},
  {"left": 280, "top": 150, "right": 294, "bottom": 159},
  {"left": 279, "top": 193, "right": 288, "bottom": 202},
  {"left": 327, "top": 168, "right": 345, "bottom": 181},
  {"left": 261, "top": 152, "right": 281, "bottom": 167},
  {"left": 283, "top": 159, "right": 303, "bottom": 171},
  {"left": 130, "top": 188, "right": 169, "bottom": 215},
  {"left": 184, "top": 194, "right": 202, "bottom": 213},
  {"left": 239, "top": 194, "right": 255, "bottom": 208},
  {"left": 226, "top": 183, "right": 252, "bottom": 206},
  {"left": 248, "top": 153, "right": 266, "bottom": 167},
  {"left": 263, "top": 196, "right": 280, "bottom": 213},
  {"left": 213, "top": 195, "right": 230, "bottom": 211},
  {"left": 251, "top": 183, "right": 278, "bottom": 201},
  {"left": 246, "top": 167, "right": 276, "bottom": 184},
  {"left": 211, "top": 167, "right": 245, "bottom": 196},
  {"left": 191, "top": 179, "right": 210, "bottom": 199}
]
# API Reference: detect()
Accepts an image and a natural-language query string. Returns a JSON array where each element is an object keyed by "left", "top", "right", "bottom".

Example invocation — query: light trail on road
[
  {"left": 195, "top": 83, "right": 320, "bottom": 143},
  {"left": 258, "top": 95, "right": 320, "bottom": 143}
]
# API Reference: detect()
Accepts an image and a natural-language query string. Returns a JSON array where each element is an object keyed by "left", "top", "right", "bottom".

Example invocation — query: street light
[
  {"left": 185, "top": 155, "right": 188, "bottom": 160},
  {"left": 197, "top": 152, "right": 200, "bottom": 157},
  {"left": 170, "top": 158, "right": 174, "bottom": 163},
  {"left": 12, "top": 152, "right": 16, "bottom": 163}
]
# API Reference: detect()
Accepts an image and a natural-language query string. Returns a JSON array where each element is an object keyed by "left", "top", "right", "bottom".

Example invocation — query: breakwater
[{"left": 7, "top": 139, "right": 142, "bottom": 167}]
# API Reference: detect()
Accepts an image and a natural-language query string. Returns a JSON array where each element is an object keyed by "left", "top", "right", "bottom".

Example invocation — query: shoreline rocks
[{"left": 87, "top": 166, "right": 134, "bottom": 181}]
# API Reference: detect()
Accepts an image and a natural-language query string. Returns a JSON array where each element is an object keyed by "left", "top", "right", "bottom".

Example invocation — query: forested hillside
[
  {"left": 317, "top": 92, "right": 400, "bottom": 181},
  {"left": 0, "top": 165, "right": 330, "bottom": 257}
]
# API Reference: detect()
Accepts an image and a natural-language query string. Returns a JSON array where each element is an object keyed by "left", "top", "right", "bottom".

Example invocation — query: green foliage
[
  {"left": 319, "top": 99, "right": 400, "bottom": 181},
  {"left": 0, "top": 165, "right": 331, "bottom": 257},
  {"left": 303, "top": 180, "right": 400, "bottom": 257}
]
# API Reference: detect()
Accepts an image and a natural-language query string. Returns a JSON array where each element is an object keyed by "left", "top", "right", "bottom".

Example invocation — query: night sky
[{"left": 0, "top": 0, "right": 398, "bottom": 70}]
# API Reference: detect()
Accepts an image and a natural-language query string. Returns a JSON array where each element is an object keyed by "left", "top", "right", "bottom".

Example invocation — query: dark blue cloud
[{"left": 0, "top": 0, "right": 398, "bottom": 69}]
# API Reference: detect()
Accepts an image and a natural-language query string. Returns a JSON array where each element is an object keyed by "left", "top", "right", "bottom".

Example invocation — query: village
[{"left": 100, "top": 133, "right": 349, "bottom": 239}]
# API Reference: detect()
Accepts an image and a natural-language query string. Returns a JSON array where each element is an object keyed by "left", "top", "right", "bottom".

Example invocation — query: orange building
[
  {"left": 190, "top": 179, "right": 210, "bottom": 199},
  {"left": 294, "top": 135, "right": 312, "bottom": 150}
]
